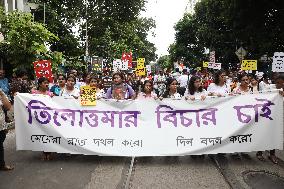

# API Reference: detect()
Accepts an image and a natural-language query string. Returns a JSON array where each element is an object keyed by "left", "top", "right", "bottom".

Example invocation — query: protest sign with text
[{"left": 15, "top": 91, "right": 283, "bottom": 156}]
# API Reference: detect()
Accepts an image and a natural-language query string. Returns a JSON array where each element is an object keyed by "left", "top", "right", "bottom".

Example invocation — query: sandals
[
  {"left": 0, "top": 165, "right": 14, "bottom": 171},
  {"left": 256, "top": 152, "right": 265, "bottom": 161},
  {"left": 268, "top": 155, "right": 278, "bottom": 164}
]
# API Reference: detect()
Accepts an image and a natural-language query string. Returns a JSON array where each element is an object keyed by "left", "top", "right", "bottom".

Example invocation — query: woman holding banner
[
  {"left": 105, "top": 72, "right": 135, "bottom": 100},
  {"left": 255, "top": 74, "right": 284, "bottom": 164},
  {"left": 160, "top": 78, "right": 182, "bottom": 100},
  {"left": 233, "top": 73, "right": 251, "bottom": 94},
  {"left": 59, "top": 75, "right": 80, "bottom": 99},
  {"left": 31, "top": 77, "right": 54, "bottom": 160},
  {"left": 185, "top": 76, "right": 207, "bottom": 101},
  {"left": 137, "top": 80, "right": 157, "bottom": 99},
  {"left": 32, "top": 77, "right": 54, "bottom": 97},
  {"left": 207, "top": 70, "right": 230, "bottom": 96},
  {"left": 89, "top": 76, "right": 105, "bottom": 99}
]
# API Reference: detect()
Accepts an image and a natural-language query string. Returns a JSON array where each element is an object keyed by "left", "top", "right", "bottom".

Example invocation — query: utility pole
[
  {"left": 85, "top": 0, "right": 89, "bottom": 57},
  {"left": 44, "top": 2, "right": 46, "bottom": 24}
]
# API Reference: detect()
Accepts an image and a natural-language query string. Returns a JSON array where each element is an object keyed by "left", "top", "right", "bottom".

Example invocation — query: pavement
[{"left": 1, "top": 130, "right": 284, "bottom": 189}]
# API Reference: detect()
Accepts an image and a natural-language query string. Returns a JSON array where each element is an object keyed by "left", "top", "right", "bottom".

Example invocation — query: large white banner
[{"left": 15, "top": 92, "right": 283, "bottom": 156}]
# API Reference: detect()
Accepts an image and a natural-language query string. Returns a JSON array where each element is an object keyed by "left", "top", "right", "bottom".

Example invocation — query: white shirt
[
  {"left": 259, "top": 81, "right": 275, "bottom": 91},
  {"left": 207, "top": 83, "right": 230, "bottom": 96},
  {"left": 178, "top": 74, "right": 190, "bottom": 88},
  {"left": 172, "top": 72, "right": 181, "bottom": 80},
  {"left": 60, "top": 87, "right": 80, "bottom": 98},
  {"left": 185, "top": 89, "right": 207, "bottom": 99}
]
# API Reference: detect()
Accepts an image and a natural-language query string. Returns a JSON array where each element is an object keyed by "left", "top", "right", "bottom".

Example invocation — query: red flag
[{"left": 33, "top": 60, "right": 53, "bottom": 83}]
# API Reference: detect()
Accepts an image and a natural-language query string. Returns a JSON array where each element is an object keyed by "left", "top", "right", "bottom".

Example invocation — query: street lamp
[
  {"left": 26, "top": 2, "right": 46, "bottom": 24},
  {"left": 27, "top": 2, "right": 39, "bottom": 21}
]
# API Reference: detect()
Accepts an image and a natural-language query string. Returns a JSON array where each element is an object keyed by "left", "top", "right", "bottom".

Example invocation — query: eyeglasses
[{"left": 241, "top": 79, "right": 249, "bottom": 81}]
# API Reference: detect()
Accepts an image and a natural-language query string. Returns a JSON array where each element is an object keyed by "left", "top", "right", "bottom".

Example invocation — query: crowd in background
[{"left": 1, "top": 67, "right": 284, "bottom": 169}]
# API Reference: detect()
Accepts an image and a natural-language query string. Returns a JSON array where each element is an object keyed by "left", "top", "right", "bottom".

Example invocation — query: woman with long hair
[
  {"left": 161, "top": 78, "right": 182, "bottom": 99},
  {"left": 249, "top": 74, "right": 260, "bottom": 93},
  {"left": 59, "top": 75, "right": 80, "bottom": 99},
  {"left": 207, "top": 69, "right": 230, "bottom": 96},
  {"left": 32, "top": 77, "right": 53, "bottom": 96},
  {"left": 88, "top": 76, "right": 105, "bottom": 99},
  {"left": 137, "top": 80, "right": 157, "bottom": 99},
  {"left": 233, "top": 73, "right": 251, "bottom": 94},
  {"left": 185, "top": 76, "right": 207, "bottom": 101},
  {"left": 105, "top": 72, "right": 135, "bottom": 100},
  {"left": 31, "top": 77, "right": 54, "bottom": 160}
]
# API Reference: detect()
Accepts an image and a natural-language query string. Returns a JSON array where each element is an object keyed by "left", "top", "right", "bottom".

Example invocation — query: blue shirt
[{"left": 0, "top": 78, "right": 9, "bottom": 96}]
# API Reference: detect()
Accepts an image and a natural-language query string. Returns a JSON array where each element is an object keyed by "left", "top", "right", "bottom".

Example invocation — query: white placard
[
  {"left": 272, "top": 52, "right": 284, "bottom": 72},
  {"left": 213, "top": 63, "right": 222, "bottom": 70},
  {"left": 121, "top": 60, "right": 128, "bottom": 70},
  {"left": 113, "top": 59, "right": 122, "bottom": 72}
]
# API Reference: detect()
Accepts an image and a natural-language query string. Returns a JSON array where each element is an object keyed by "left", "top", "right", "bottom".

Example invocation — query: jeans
[{"left": 0, "top": 130, "right": 6, "bottom": 167}]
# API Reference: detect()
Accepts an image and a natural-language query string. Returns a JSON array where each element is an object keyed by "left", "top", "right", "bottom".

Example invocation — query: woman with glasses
[{"left": 207, "top": 70, "right": 230, "bottom": 97}]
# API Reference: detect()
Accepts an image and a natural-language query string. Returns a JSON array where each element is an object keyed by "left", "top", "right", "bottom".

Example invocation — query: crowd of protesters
[{"left": 0, "top": 67, "right": 284, "bottom": 171}]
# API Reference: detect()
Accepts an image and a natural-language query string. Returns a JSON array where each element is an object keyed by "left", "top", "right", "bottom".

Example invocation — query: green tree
[
  {"left": 84, "top": 0, "right": 157, "bottom": 63},
  {"left": 31, "top": 0, "right": 157, "bottom": 65},
  {"left": 170, "top": 0, "right": 284, "bottom": 69},
  {"left": 0, "top": 7, "right": 58, "bottom": 72},
  {"left": 157, "top": 55, "right": 171, "bottom": 69},
  {"left": 32, "top": 0, "right": 84, "bottom": 57}
]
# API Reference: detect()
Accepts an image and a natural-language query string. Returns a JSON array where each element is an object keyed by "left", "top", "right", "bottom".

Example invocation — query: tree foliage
[
  {"left": 170, "top": 0, "right": 284, "bottom": 69},
  {"left": 157, "top": 55, "right": 171, "bottom": 69},
  {"left": 32, "top": 0, "right": 157, "bottom": 65},
  {"left": 0, "top": 7, "right": 58, "bottom": 72}
]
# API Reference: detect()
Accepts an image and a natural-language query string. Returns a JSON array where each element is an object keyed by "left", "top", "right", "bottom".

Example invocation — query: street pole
[
  {"left": 85, "top": 0, "right": 89, "bottom": 57},
  {"left": 44, "top": 2, "right": 46, "bottom": 24}
]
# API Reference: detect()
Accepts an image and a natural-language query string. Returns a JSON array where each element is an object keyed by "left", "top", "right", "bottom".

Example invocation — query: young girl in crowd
[
  {"left": 161, "top": 78, "right": 182, "bottom": 99},
  {"left": 31, "top": 77, "right": 54, "bottom": 160},
  {"left": 60, "top": 75, "right": 80, "bottom": 99},
  {"left": 32, "top": 77, "right": 53, "bottom": 97},
  {"left": 137, "top": 80, "right": 157, "bottom": 99},
  {"left": 249, "top": 74, "right": 259, "bottom": 93},
  {"left": 89, "top": 76, "right": 105, "bottom": 99},
  {"left": 207, "top": 70, "right": 230, "bottom": 96},
  {"left": 106, "top": 72, "right": 135, "bottom": 100},
  {"left": 50, "top": 74, "right": 66, "bottom": 96},
  {"left": 185, "top": 76, "right": 207, "bottom": 101}
]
